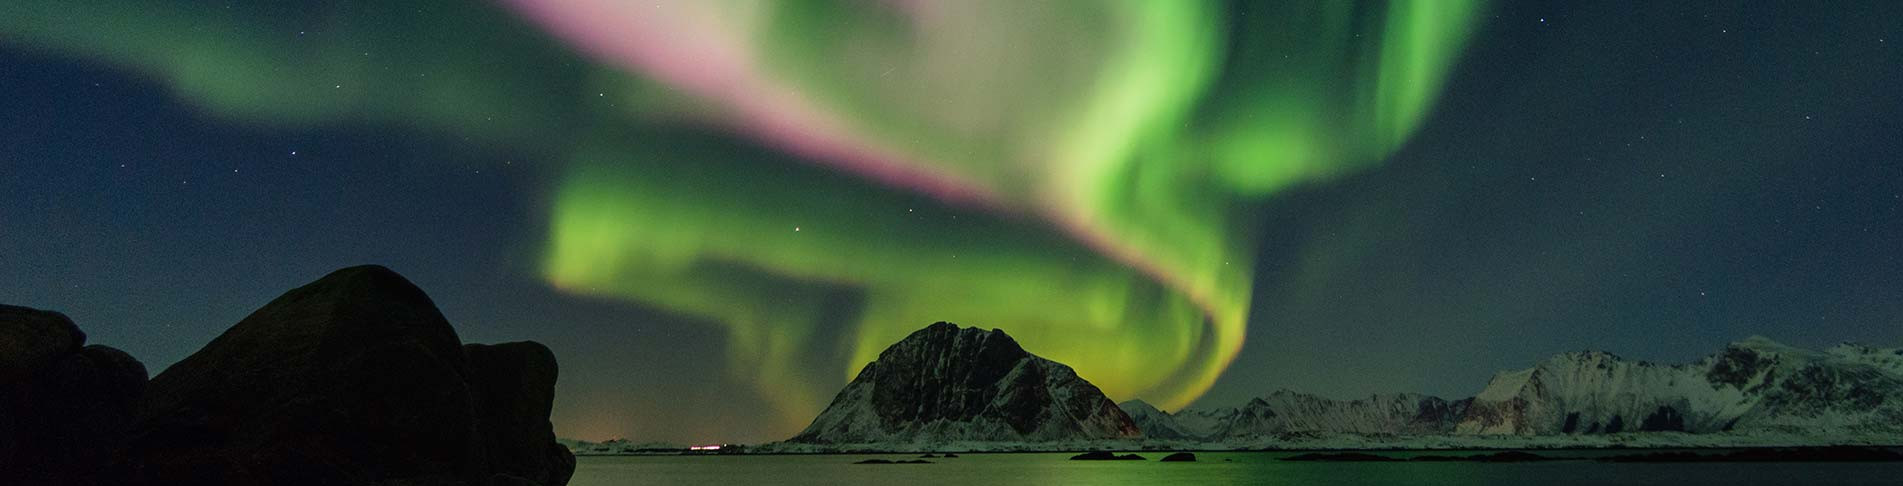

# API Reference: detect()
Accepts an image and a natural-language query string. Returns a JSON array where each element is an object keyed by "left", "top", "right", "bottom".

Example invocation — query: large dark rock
[
  {"left": 465, "top": 342, "right": 575, "bottom": 486},
  {"left": 0, "top": 305, "right": 84, "bottom": 383},
  {"left": 117, "top": 265, "right": 570, "bottom": 486},
  {"left": 790, "top": 322, "right": 1141, "bottom": 444},
  {"left": 1, "top": 306, "right": 149, "bottom": 486}
]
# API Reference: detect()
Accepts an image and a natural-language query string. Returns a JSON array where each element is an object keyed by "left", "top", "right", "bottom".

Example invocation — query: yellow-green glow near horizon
[{"left": 1, "top": 0, "right": 1486, "bottom": 435}]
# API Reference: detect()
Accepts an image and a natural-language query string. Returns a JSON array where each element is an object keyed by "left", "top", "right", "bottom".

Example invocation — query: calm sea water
[{"left": 569, "top": 451, "right": 1903, "bottom": 485}]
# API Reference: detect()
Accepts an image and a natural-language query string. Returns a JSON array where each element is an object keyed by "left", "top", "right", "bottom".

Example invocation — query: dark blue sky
[{"left": 3, "top": 1, "right": 1900, "bottom": 443}]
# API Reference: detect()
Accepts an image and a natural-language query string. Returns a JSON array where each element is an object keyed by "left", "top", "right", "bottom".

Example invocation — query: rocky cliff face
[{"left": 790, "top": 322, "right": 1141, "bottom": 444}]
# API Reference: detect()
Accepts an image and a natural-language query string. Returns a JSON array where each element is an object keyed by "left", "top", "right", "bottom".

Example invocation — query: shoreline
[{"left": 571, "top": 444, "right": 1903, "bottom": 457}]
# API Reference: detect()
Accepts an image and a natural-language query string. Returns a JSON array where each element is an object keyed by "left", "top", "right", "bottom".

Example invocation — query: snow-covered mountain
[
  {"left": 788, "top": 322, "right": 1140, "bottom": 445},
  {"left": 1457, "top": 336, "right": 1903, "bottom": 436},
  {"left": 1130, "top": 337, "right": 1903, "bottom": 441},
  {"left": 1122, "top": 391, "right": 1468, "bottom": 440}
]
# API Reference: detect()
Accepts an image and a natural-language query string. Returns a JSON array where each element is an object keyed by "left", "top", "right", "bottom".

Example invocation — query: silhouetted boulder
[
  {"left": 115, "top": 265, "right": 571, "bottom": 485},
  {"left": 0, "top": 305, "right": 84, "bottom": 383},
  {"left": 465, "top": 342, "right": 576, "bottom": 486},
  {"left": 34, "top": 345, "right": 148, "bottom": 476},
  {"left": 1160, "top": 452, "right": 1196, "bottom": 462},
  {"left": 1, "top": 305, "right": 148, "bottom": 486}
]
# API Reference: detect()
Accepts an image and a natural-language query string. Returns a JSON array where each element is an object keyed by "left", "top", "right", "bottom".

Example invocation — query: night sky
[{"left": 3, "top": 1, "right": 1899, "bottom": 444}]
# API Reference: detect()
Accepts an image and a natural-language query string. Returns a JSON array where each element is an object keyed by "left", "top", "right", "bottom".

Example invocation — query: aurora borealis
[
  {"left": 527, "top": 0, "right": 1486, "bottom": 424},
  {"left": 5, "top": 1, "right": 1901, "bottom": 444}
]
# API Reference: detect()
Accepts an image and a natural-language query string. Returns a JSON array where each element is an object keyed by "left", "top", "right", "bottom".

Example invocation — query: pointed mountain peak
[{"left": 791, "top": 321, "right": 1139, "bottom": 445}]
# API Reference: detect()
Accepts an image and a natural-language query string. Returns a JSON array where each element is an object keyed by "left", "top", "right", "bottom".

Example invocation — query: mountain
[
  {"left": 1129, "top": 337, "right": 1902, "bottom": 443},
  {"left": 1122, "top": 391, "right": 1468, "bottom": 441},
  {"left": 789, "top": 322, "right": 1141, "bottom": 445},
  {"left": 1117, "top": 399, "right": 1189, "bottom": 439},
  {"left": 1457, "top": 336, "right": 1903, "bottom": 436}
]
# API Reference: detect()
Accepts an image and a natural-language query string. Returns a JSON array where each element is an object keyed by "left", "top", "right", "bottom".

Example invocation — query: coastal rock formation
[
  {"left": 0, "top": 306, "right": 149, "bottom": 485},
  {"left": 108, "top": 265, "right": 574, "bottom": 485},
  {"left": 466, "top": 342, "right": 577, "bottom": 486},
  {"left": 790, "top": 322, "right": 1141, "bottom": 444}
]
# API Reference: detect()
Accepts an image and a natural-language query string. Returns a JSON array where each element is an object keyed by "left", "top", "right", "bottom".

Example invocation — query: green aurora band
[{"left": 2, "top": 0, "right": 1485, "bottom": 433}]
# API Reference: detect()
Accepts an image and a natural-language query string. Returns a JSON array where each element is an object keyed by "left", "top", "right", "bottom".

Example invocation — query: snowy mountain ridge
[{"left": 1126, "top": 337, "right": 1903, "bottom": 441}]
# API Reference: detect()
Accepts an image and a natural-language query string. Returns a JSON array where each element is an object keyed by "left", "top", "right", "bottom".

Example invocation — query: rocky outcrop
[
  {"left": 122, "top": 266, "right": 489, "bottom": 484},
  {"left": 465, "top": 342, "right": 576, "bottom": 486},
  {"left": 0, "top": 305, "right": 87, "bottom": 382},
  {"left": 790, "top": 322, "right": 1141, "bottom": 444},
  {"left": 0, "top": 305, "right": 149, "bottom": 486},
  {"left": 0, "top": 265, "right": 580, "bottom": 486}
]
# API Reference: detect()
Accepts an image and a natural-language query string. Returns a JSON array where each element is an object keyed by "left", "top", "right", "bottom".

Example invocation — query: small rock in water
[
  {"left": 853, "top": 459, "right": 893, "bottom": 465},
  {"left": 1160, "top": 452, "right": 1196, "bottom": 462},
  {"left": 941, "top": 453, "right": 959, "bottom": 458},
  {"left": 1070, "top": 451, "right": 1146, "bottom": 461}
]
